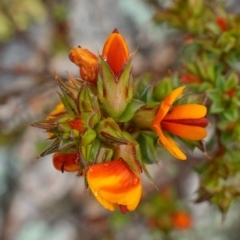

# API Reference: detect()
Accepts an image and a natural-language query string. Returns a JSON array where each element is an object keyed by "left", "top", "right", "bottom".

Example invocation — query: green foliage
[{"left": 152, "top": 0, "right": 240, "bottom": 213}]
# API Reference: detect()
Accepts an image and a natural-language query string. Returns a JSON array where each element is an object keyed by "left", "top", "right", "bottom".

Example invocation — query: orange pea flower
[
  {"left": 172, "top": 211, "right": 192, "bottom": 230},
  {"left": 152, "top": 86, "right": 209, "bottom": 160},
  {"left": 102, "top": 28, "right": 129, "bottom": 77},
  {"left": 69, "top": 47, "right": 98, "bottom": 84},
  {"left": 87, "top": 159, "right": 142, "bottom": 214},
  {"left": 53, "top": 152, "right": 80, "bottom": 172}
]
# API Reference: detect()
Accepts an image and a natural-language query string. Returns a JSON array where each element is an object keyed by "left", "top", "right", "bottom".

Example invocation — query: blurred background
[{"left": 1, "top": 0, "right": 240, "bottom": 239}]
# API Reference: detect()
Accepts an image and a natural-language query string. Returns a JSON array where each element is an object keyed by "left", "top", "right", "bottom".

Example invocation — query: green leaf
[
  {"left": 152, "top": 77, "right": 173, "bottom": 101},
  {"left": 222, "top": 107, "right": 239, "bottom": 122},
  {"left": 118, "top": 99, "right": 145, "bottom": 122},
  {"left": 137, "top": 132, "right": 158, "bottom": 164}
]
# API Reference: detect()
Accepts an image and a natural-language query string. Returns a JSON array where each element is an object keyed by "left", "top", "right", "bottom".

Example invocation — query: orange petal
[
  {"left": 87, "top": 160, "right": 142, "bottom": 211},
  {"left": 102, "top": 29, "right": 129, "bottom": 77},
  {"left": 153, "top": 86, "right": 186, "bottom": 125},
  {"left": 46, "top": 103, "right": 65, "bottom": 120},
  {"left": 69, "top": 47, "right": 98, "bottom": 84},
  {"left": 161, "top": 122, "right": 207, "bottom": 140},
  {"left": 152, "top": 124, "right": 186, "bottom": 160},
  {"left": 163, "top": 104, "right": 207, "bottom": 120},
  {"left": 52, "top": 152, "right": 80, "bottom": 172}
]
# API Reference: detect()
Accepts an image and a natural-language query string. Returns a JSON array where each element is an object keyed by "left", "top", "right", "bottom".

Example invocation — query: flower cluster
[{"left": 32, "top": 29, "right": 209, "bottom": 213}]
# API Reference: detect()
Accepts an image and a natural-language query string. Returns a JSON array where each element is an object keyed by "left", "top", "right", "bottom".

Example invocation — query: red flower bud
[
  {"left": 102, "top": 28, "right": 129, "bottom": 77},
  {"left": 52, "top": 152, "right": 80, "bottom": 172}
]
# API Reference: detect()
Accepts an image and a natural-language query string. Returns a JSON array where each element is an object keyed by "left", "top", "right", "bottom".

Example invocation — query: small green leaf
[{"left": 118, "top": 99, "right": 145, "bottom": 122}]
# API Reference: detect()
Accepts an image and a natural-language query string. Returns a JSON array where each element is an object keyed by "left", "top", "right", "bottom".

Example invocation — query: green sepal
[
  {"left": 58, "top": 138, "right": 76, "bottom": 152},
  {"left": 36, "top": 139, "right": 60, "bottom": 159},
  {"left": 113, "top": 142, "right": 140, "bottom": 177},
  {"left": 81, "top": 128, "right": 97, "bottom": 146},
  {"left": 58, "top": 92, "right": 76, "bottom": 116},
  {"left": 97, "top": 57, "right": 133, "bottom": 120},
  {"left": 77, "top": 83, "right": 95, "bottom": 113},
  {"left": 80, "top": 144, "right": 92, "bottom": 164},
  {"left": 30, "top": 120, "right": 58, "bottom": 130},
  {"left": 96, "top": 118, "right": 128, "bottom": 144},
  {"left": 54, "top": 71, "right": 78, "bottom": 99},
  {"left": 81, "top": 138, "right": 113, "bottom": 164},
  {"left": 118, "top": 99, "right": 145, "bottom": 122},
  {"left": 95, "top": 147, "right": 114, "bottom": 164},
  {"left": 77, "top": 83, "right": 101, "bottom": 128}
]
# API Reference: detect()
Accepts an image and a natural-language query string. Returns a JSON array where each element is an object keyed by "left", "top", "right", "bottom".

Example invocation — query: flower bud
[
  {"left": 102, "top": 28, "right": 129, "bottom": 77},
  {"left": 52, "top": 152, "right": 80, "bottom": 172},
  {"left": 69, "top": 47, "right": 98, "bottom": 84}
]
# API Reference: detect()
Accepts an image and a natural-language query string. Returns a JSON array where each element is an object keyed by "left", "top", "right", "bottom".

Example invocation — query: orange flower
[
  {"left": 69, "top": 47, "right": 98, "bottom": 84},
  {"left": 52, "top": 152, "right": 80, "bottom": 172},
  {"left": 172, "top": 211, "right": 192, "bottom": 230},
  {"left": 102, "top": 28, "right": 129, "bottom": 77},
  {"left": 87, "top": 159, "right": 142, "bottom": 214},
  {"left": 152, "top": 86, "right": 209, "bottom": 160}
]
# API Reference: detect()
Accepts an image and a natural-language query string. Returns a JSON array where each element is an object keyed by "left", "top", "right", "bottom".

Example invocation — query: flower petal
[
  {"left": 87, "top": 160, "right": 142, "bottom": 211},
  {"left": 163, "top": 104, "right": 207, "bottom": 120},
  {"left": 161, "top": 122, "right": 207, "bottom": 140},
  {"left": 90, "top": 186, "right": 116, "bottom": 211},
  {"left": 52, "top": 152, "right": 80, "bottom": 172},
  {"left": 153, "top": 124, "right": 186, "bottom": 160},
  {"left": 47, "top": 103, "right": 65, "bottom": 119},
  {"left": 69, "top": 47, "right": 98, "bottom": 83},
  {"left": 102, "top": 29, "right": 129, "bottom": 76},
  {"left": 153, "top": 86, "right": 186, "bottom": 124}
]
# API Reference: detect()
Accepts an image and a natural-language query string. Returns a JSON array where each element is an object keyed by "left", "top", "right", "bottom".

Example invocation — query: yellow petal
[
  {"left": 90, "top": 186, "right": 116, "bottom": 211},
  {"left": 117, "top": 181, "right": 142, "bottom": 211},
  {"left": 163, "top": 104, "right": 207, "bottom": 120},
  {"left": 153, "top": 124, "right": 186, "bottom": 160},
  {"left": 153, "top": 86, "right": 186, "bottom": 124},
  {"left": 87, "top": 160, "right": 142, "bottom": 211},
  {"left": 46, "top": 103, "right": 65, "bottom": 120},
  {"left": 161, "top": 122, "right": 207, "bottom": 140}
]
